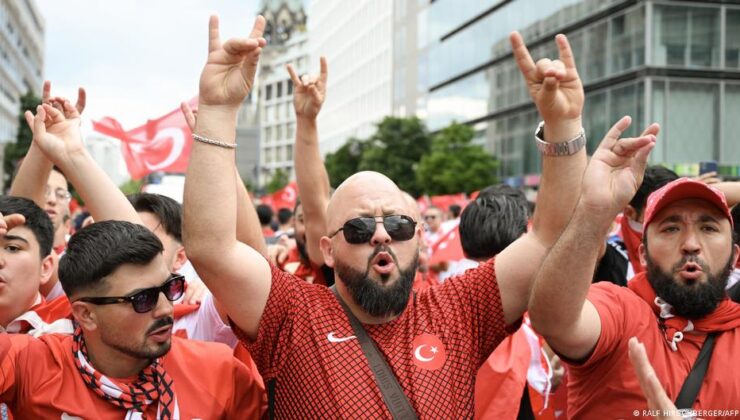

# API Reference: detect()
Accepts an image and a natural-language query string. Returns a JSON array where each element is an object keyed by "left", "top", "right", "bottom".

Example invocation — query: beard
[
  {"left": 101, "top": 316, "right": 174, "bottom": 360},
  {"left": 645, "top": 253, "right": 732, "bottom": 319},
  {"left": 296, "top": 238, "right": 310, "bottom": 263},
  {"left": 335, "top": 245, "right": 418, "bottom": 318}
]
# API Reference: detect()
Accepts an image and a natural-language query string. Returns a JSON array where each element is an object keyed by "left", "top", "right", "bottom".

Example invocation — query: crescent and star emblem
[{"left": 413, "top": 344, "right": 438, "bottom": 362}]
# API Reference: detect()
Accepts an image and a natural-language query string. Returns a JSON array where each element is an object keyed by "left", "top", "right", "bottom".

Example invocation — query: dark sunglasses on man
[
  {"left": 76, "top": 274, "right": 186, "bottom": 313},
  {"left": 328, "top": 215, "right": 417, "bottom": 244}
]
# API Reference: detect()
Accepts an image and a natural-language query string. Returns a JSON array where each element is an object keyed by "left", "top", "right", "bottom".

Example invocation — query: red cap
[{"left": 643, "top": 178, "right": 733, "bottom": 230}]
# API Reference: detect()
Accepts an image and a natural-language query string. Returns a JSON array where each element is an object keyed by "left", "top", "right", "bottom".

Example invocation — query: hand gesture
[
  {"left": 287, "top": 56, "right": 327, "bottom": 119},
  {"left": 580, "top": 117, "right": 658, "bottom": 215},
  {"left": 0, "top": 212, "right": 26, "bottom": 236},
  {"left": 198, "top": 15, "right": 266, "bottom": 107},
  {"left": 182, "top": 278, "right": 208, "bottom": 305},
  {"left": 42, "top": 80, "right": 86, "bottom": 116},
  {"left": 628, "top": 337, "right": 682, "bottom": 420},
  {"left": 694, "top": 171, "right": 721, "bottom": 185},
  {"left": 510, "top": 32, "right": 583, "bottom": 124},
  {"left": 26, "top": 102, "right": 85, "bottom": 165}
]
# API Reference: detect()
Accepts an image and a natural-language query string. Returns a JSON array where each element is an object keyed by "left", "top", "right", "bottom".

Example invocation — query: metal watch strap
[
  {"left": 330, "top": 286, "right": 418, "bottom": 420},
  {"left": 534, "top": 121, "right": 586, "bottom": 156}
]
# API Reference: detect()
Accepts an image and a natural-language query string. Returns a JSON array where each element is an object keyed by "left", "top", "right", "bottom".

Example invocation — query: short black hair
[
  {"left": 459, "top": 185, "right": 529, "bottom": 260},
  {"left": 732, "top": 205, "right": 740, "bottom": 246},
  {"left": 256, "top": 204, "right": 273, "bottom": 226},
  {"left": 59, "top": 220, "right": 163, "bottom": 297},
  {"left": 629, "top": 166, "right": 678, "bottom": 216},
  {"left": 0, "top": 196, "right": 53, "bottom": 258},
  {"left": 128, "top": 193, "right": 183, "bottom": 243},
  {"left": 277, "top": 207, "right": 293, "bottom": 224},
  {"left": 448, "top": 204, "right": 462, "bottom": 218}
]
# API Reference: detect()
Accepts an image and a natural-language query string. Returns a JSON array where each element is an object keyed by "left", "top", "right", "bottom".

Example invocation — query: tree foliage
[
  {"left": 3, "top": 91, "right": 41, "bottom": 187},
  {"left": 357, "top": 117, "right": 430, "bottom": 196},
  {"left": 416, "top": 122, "right": 498, "bottom": 195},
  {"left": 324, "top": 137, "right": 366, "bottom": 188},
  {"left": 265, "top": 168, "right": 289, "bottom": 193}
]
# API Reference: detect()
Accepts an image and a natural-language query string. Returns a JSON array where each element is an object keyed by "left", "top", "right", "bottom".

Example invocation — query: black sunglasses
[
  {"left": 77, "top": 274, "right": 186, "bottom": 313},
  {"left": 328, "top": 215, "right": 417, "bottom": 244}
]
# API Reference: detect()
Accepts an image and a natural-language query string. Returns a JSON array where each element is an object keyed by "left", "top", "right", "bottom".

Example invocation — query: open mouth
[
  {"left": 678, "top": 262, "right": 703, "bottom": 283},
  {"left": 371, "top": 252, "right": 395, "bottom": 275}
]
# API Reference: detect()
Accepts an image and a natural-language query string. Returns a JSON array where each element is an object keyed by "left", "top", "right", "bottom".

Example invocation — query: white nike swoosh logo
[{"left": 327, "top": 332, "right": 357, "bottom": 343}]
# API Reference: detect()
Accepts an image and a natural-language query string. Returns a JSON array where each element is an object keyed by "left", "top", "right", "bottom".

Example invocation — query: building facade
[
  {"left": 0, "top": 0, "right": 44, "bottom": 187},
  {"left": 308, "top": 0, "right": 393, "bottom": 154},
  {"left": 411, "top": 0, "right": 740, "bottom": 184}
]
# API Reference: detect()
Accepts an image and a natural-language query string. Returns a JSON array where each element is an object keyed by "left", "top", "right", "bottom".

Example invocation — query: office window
[
  {"left": 723, "top": 84, "right": 740, "bottom": 163},
  {"left": 666, "top": 82, "right": 718, "bottom": 162},
  {"left": 726, "top": 10, "right": 740, "bottom": 68},
  {"left": 653, "top": 5, "right": 719, "bottom": 68}
]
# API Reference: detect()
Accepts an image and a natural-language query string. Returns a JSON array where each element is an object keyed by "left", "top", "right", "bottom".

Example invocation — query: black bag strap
[
  {"left": 330, "top": 286, "right": 418, "bottom": 420},
  {"left": 674, "top": 333, "right": 717, "bottom": 409}
]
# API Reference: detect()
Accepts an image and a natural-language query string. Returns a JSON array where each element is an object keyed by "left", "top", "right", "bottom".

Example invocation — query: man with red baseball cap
[{"left": 529, "top": 160, "right": 740, "bottom": 418}]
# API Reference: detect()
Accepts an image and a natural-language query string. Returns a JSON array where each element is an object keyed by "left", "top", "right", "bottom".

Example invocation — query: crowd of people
[{"left": 0, "top": 12, "right": 738, "bottom": 419}]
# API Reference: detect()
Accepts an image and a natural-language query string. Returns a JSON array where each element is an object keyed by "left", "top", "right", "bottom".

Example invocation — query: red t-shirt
[
  {"left": 0, "top": 334, "right": 263, "bottom": 419},
  {"left": 235, "top": 259, "right": 513, "bottom": 418},
  {"left": 565, "top": 282, "right": 740, "bottom": 419},
  {"left": 281, "top": 247, "right": 328, "bottom": 285}
]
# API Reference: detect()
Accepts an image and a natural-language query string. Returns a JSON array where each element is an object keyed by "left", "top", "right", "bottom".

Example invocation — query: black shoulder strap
[
  {"left": 330, "top": 286, "right": 418, "bottom": 420},
  {"left": 674, "top": 333, "right": 717, "bottom": 409}
]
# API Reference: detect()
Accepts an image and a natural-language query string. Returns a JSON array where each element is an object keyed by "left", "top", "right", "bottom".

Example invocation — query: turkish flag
[
  {"left": 92, "top": 97, "right": 197, "bottom": 180},
  {"left": 430, "top": 193, "right": 468, "bottom": 211},
  {"left": 429, "top": 225, "right": 465, "bottom": 266},
  {"left": 261, "top": 181, "right": 298, "bottom": 212}
]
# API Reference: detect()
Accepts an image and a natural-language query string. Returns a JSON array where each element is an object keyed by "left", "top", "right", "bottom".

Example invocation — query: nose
[
  {"left": 370, "top": 218, "right": 391, "bottom": 246},
  {"left": 680, "top": 228, "right": 701, "bottom": 255},
  {"left": 152, "top": 290, "right": 174, "bottom": 319}
]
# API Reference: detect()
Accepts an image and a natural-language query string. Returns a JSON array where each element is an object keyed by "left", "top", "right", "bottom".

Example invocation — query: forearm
[
  {"left": 235, "top": 169, "right": 268, "bottom": 257},
  {"left": 183, "top": 105, "right": 240, "bottom": 260},
  {"left": 529, "top": 203, "right": 610, "bottom": 335},
  {"left": 294, "top": 116, "right": 330, "bottom": 264},
  {"left": 9, "top": 143, "right": 52, "bottom": 206},
  {"left": 712, "top": 181, "right": 740, "bottom": 207},
  {"left": 58, "top": 151, "right": 139, "bottom": 223},
  {"left": 531, "top": 118, "right": 587, "bottom": 245}
]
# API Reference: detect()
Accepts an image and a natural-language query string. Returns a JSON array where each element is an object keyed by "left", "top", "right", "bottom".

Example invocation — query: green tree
[
  {"left": 265, "top": 168, "right": 289, "bottom": 193},
  {"left": 358, "top": 117, "right": 430, "bottom": 196},
  {"left": 416, "top": 122, "right": 498, "bottom": 195},
  {"left": 3, "top": 91, "right": 42, "bottom": 187},
  {"left": 119, "top": 178, "right": 145, "bottom": 196},
  {"left": 324, "top": 137, "right": 367, "bottom": 188}
]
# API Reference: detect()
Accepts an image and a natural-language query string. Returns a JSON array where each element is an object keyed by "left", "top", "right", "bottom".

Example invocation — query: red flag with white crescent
[
  {"left": 92, "top": 97, "right": 198, "bottom": 180},
  {"left": 263, "top": 181, "right": 298, "bottom": 211}
]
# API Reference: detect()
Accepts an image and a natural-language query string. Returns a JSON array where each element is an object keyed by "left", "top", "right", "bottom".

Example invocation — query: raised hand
[
  {"left": 580, "top": 117, "right": 658, "bottom": 215},
  {"left": 287, "top": 56, "right": 327, "bottom": 119},
  {"left": 510, "top": 32, "right": 583, "bottom": 125},
  {"left": 628, "top": 337, "right": 681, "bottom": 420},
  {"left": 198, "top": 15, "right": 266, "bottom": 108},
  {"left": 26, "top": 102, "right": 85, "bottom": 165},
  {"left": 42, "top": 80, "right": 86, "bottom": 116}
]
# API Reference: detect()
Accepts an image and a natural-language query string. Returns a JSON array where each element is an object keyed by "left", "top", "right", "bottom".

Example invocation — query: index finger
[
  {"left": 509, "top": 31, "right": 536, "bottom": 80},
  {"left": 286, "top": 63, "right": 301, "bottom": 85},
  {"left": 42, "top": 81, "right": 51, "bottom": 102},
  {"left": 76, "top": 87, "right": 87, "bottom": 114},
  {"left": 555, "top": 34, "right": 576, "bottom": 69},
  {"left": 208, "top": 15, "right": 221, "bottom": 53},
  {"left": 319, "top": 56, "right": 328, "bottom": 84}
]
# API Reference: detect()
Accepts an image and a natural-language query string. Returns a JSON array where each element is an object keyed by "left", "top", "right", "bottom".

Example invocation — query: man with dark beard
[
  {"left": 529, "top": 173, "right": 740, "bottom": 418},
  {"left": 183, "top": 13, "right": 626, "bottom": 418}
]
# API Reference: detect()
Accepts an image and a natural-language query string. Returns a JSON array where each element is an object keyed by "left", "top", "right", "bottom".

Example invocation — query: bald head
[{"left": 327, "top": 172, "right": 413, "bottom": 230}]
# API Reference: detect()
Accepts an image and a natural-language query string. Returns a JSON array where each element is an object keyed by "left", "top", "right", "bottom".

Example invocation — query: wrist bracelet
[{"left": 192, "top": 133, "right": 237, "bottom": 149}]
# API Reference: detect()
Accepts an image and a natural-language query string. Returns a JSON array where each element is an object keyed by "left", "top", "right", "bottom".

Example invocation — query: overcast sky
[{"left": 36, "top": 0, "right": 258, "bottom": 129}]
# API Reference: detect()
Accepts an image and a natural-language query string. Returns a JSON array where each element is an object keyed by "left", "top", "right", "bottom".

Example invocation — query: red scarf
[
  {"left": 73, "top": 325, "right": 178, "bottom": 418},
  {"left": 619, "top": 216, "right": 645, "bottom": 274},
  {"left": 628, "top": 272, "right": 740, "bottom": 350}
]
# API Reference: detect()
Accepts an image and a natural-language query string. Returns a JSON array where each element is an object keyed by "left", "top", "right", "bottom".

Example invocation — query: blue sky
[{"left": 36, "top": 0, "right": 258, "bottom": 128}]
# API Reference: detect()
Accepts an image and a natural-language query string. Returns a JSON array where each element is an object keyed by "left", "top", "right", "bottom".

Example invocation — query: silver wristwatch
[{"left": 534, "top": 121, "right": 586, "bottom": 156}]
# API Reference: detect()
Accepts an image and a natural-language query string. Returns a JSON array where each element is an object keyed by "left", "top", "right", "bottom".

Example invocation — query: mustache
[
  {"left": 146, "top": 317, "right": 174, "bottom": 335},
  {"left": 672, "top": 255, "right": 710, "bottom": 272},
  {"left": 367, "top": 245, "right": 399, "bottom": 265}
]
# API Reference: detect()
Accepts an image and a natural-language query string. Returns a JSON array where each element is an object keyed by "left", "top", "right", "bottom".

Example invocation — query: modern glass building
[{"left": 411, "top": 0, "right": 740, "bottom": 184}]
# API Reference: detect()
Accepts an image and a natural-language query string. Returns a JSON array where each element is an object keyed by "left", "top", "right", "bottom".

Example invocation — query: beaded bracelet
[{"left": 192, "top": 133, "right": 237, "bottom": 149}]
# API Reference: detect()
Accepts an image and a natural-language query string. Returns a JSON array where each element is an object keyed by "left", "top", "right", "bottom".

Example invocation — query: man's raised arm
[
  {"left": 528, "top": 117, "right": 656, "bottom": 360},
  {"left": 183, "top": 16, "right": 269, "bottom": 339},
  {"left": 287, "top": 57, "right": 331, "bottom": 266},
  {"left": 493, "top": 33, "right": 588, "bottom": 326}
]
